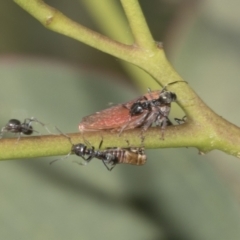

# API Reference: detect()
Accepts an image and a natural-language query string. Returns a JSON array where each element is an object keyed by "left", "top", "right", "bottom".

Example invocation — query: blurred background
[{"left": 1, "top": 0, "right": 240, "bottom": 239}]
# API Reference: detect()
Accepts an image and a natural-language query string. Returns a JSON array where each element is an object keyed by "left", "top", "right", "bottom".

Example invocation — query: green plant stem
[
  {"left": 80, "top": 0, "right": 156, "bottom": 91},
  {"left": 13, "top": 0, "right": 178, "bottom": 83},
  {"left": 120, "top": 0, "right": 155, "bottom": 50},
  {"left": 10, "top": 0, "right": 240, "bottom": 160},
  {"left": 1, "top": 117, "right": 240, "bottom": 160},
  {"left": 14, "top": 0, "right": 134, "bottom": 60},
  {"left": 81, "top": 0, "right": 133, "bottom": 44},
  {"left": 0, "top": 125, "right": 210, "bottom": 160}
]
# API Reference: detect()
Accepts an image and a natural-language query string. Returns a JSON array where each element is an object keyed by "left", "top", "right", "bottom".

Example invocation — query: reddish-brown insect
[{"left": 79, "top": 81, "right": 184, "bottom": 138}]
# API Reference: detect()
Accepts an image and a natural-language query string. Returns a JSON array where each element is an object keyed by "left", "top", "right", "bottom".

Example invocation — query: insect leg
[
  {"left": 118, "top": 111, "right": 149, "bottom": 136},
  {"left": 174, "top": 116, "right": 187, "bottom": 125},
  {"left": 25, "top": 117, "right": 52, "bottom": 135},
  {"left": 102, "top": 153, "right": 117, "bottom": 171},
  {"left": 0, "top": 126, "right": 6, "bottom": 139}
]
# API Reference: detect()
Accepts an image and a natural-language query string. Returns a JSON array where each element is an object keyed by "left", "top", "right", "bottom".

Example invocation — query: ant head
[
  {"left": 72, "top": 143, "right": 87, "bottom": 157},
  {"left": 158, "top": 91, "right": 177, "bottom": 104}
]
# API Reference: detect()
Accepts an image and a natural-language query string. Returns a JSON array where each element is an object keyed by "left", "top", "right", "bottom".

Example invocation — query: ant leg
[
  {"left": 102, "top": 153, "right": 116, "bottom": 171},
  {"left": 73, "top": 160, "right": 88, "bottom": 166},
  {"left": 50, "top": 152, "right": 72, "bottom": 165},
  {"left": 50, "top": 127, "right": 75, "bottom": 165},
  {"left": 159, "top": 117, "right": 170, "bottom": 140},
  {"left": 102, "top": 160, "right": 115, "bottom": 171},
  {"left": 16, "top": 133, "right": 23, "bottom": 143},
  {"left": 165, "top": 117, "right": 173, "bottom": 126},
  {"left": 55, "top": 126, "right": 74, "bottom": 145},
  {"left": 73, "top": 156, "right": 93, "bottom": 166},
  {"left": 141, "top": 110, "right": 159, "bottom": 131},
  {"left": 0, "top": 126, "right": 7, "bottom": 139},
  {"left": 26, "top": 117, "right": 52, "bottom": 135},
  {"left": 174, "top": 116, "right": 187, "bottom": 125},
  {"left": 98, "top": 136, "right": 104, "bottom": 149},
  {"left": 118, "top": 111, "right": 149, "bottom": 136}
]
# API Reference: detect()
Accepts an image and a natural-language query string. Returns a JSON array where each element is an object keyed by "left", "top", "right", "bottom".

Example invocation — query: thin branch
[
  {"left": 81, "top": 0, "right": 133, "bottom": 44},
  {"left": 0, "top": 124, "right": 208, "bottom": 161},
  {"left": 13, "top": 0, "right": 168, "bottom": 78},
  {"left": 120, "top": 0, "right": 155, "bottom": 50},
  {"left": 81, "top": 0, "right": 158, "bottom": 91},
  {"left": 14, "top": 0, "right": 140, "bottom": 63},
  {"left": 1, "top": 117, "right": 240, "bottom": 160}
]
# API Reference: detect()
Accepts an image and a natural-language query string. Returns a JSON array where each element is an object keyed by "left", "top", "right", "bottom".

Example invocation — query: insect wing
[
  {"left": 79, "top": 90, "right": 161, "bottom": 132},
  {"left": 79, "top": 103, "right": 144, "bottom": 132},
  {"left": 79, "top": 104, "right": 129, "bottom": 131}
]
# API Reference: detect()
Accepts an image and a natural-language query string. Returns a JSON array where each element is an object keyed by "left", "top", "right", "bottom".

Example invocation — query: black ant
[
  {"left": 0, "top": 117, "right": 50, "bottom": 139},
  {"left": 51, "top": 129, "right": 147, "bottom": 171},
  {"left": 120, "top": 80, "right": 186, "bottom": 139}
]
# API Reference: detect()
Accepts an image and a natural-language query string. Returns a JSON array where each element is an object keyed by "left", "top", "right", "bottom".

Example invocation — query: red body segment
[{"left": 79, "top": 90, "right": 162, "bottom": 133}]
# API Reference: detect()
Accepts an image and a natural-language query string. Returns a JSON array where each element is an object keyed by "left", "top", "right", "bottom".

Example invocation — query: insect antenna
[
  {"left": 49, "top": 127, "right": 74, "bottom": 165},
  {"left": 151, "top": 78, "right": 187, "bottom": 91},
  {"left": 49, "top": 151, "right": 72, "bottom": 165},
  {"left": 24, "top": 117, "right": 52, "bottom": 135},
  {"left": 160, "top": 80, "right": 187, "bottom": 92}
]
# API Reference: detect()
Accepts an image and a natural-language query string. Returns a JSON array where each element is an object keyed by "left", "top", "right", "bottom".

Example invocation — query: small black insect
[
  {"left": 51, "top": 129, "right": 147, "bottom": 171},
  {"left": 120, "top": 81, "right": 186, "bottom": 139},
  {"left": 72, "top": 140, "right": 147, "bottom": 171},
  {"left": 129, "top": 89, "right": 177, "bottom": 116},
  {"left": 0, "top": 117, "right": 50, "bottom": 139}
]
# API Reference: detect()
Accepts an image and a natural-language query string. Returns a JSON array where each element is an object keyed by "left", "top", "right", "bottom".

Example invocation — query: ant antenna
[
  {"left": 49, "top": 127, "right": 73, "bottom": 165},
  {"left": 55, "top": 126, "right": 73, "bottom": 144},
  {"left": 161, "top": 80, "right": 188, "bottom": 92},
  {"left": 25, "top": 117, "right": 52, "bottom": 135},
  {"left": 49, "top": 151, "right": 71, "bottom": 165}
]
